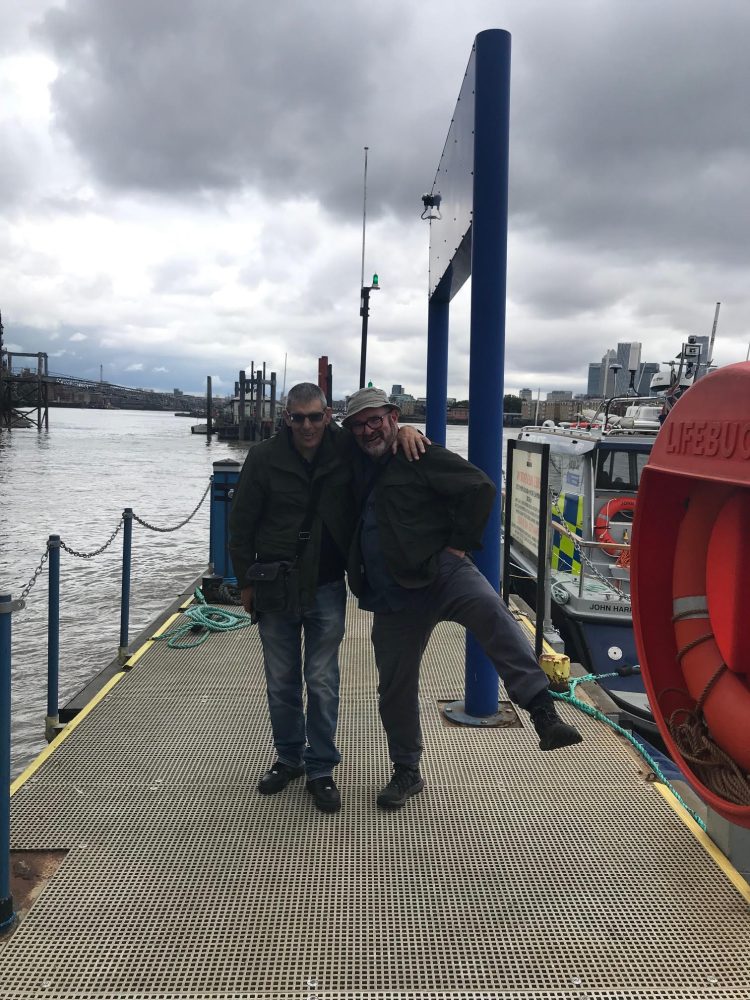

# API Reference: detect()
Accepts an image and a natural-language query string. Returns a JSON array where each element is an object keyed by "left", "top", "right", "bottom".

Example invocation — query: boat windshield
[{"left": 595, "top": 447, "right": 649, "bottom": 492}]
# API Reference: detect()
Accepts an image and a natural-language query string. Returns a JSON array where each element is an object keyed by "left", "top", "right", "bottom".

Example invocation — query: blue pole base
[
  {"left": 442, "top": 700, "right": 518, "bottom": 728},
  {"left": 45, "top": 714, "right": 64, "bottom": 743},
  {"left": 0, "top": 896, "right": 16, "bottom": 936}
]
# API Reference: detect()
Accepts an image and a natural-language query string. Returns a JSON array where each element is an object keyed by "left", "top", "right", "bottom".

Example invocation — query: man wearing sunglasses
[
  {"left": 229, "top": 382, "right": 425, "bottom": 813},
  {"left": 343, "top": 386, "right": 582, "bottom": 810}
]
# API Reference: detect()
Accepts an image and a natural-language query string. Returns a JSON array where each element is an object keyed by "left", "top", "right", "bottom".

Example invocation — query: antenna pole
[
  {"left": 707, "top": 301, "right": 721, "bottom": 368},
  {"left": 360, "top": 147, "right": 368, "bottom": 291}
]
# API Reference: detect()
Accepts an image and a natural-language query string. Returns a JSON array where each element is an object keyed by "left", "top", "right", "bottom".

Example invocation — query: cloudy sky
[{"left": 2, "top": 0, "right": 748, "bottom": 401}]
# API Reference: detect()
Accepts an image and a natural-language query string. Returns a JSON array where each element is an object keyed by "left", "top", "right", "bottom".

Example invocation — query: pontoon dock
[{"left": 2, "top": 595, "right": 749, "bottom": 998}]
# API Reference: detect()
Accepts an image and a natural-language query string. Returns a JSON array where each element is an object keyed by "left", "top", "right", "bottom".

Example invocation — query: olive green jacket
[
  {"left": 229, "top": 424, "right": 357, "bottom": 609},
  {"left": 347, "top": 444, "right": 496, "bottom": 592}
]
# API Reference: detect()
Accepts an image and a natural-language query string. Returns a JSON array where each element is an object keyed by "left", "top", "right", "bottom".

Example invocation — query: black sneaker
[
  {"left": 376, "top": 765, "right": 424, "bottom": 809},
  {"left": 257, "top": 761, "right": 305, "bottom": 795},
  {"left": 531, "top": 703, "right": 583, "bottom": 751},
  {"left": 306, "top": 776, "right": 342, "bottom": 813}
]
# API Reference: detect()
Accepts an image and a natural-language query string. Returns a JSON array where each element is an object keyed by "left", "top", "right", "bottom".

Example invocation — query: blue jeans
[{"left": 257, "top": 579, "right": 346, "bottom": 780}]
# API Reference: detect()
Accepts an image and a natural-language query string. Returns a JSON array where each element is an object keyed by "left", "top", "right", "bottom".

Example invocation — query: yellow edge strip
[
  {"left": 513, "top": 608, "right": 558, "bottom": 657},
  {"left": 123, "top": 611, "right": 183, "bottom": 668},
  {"left": 11, "top": 605, "right": 190, "bottom": 794},
  {"left": 654, "top": 783, "right": 750, "bottom": 904},
  {"left": 10, "top": 673, "right": 125, "bottom": 796}
]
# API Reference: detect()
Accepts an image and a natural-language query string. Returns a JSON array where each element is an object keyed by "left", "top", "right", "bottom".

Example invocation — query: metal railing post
[
  {"left": 45, "top": 536, "right": 61, "bottom": 741},
  {"left": 1, "top": 594, "right": 17, "bottom": 933},
  {"left": 118, "top": 509, "right": 133, "bottom": 663},
  {"left": 210, "top": 462, "right": 241, "bottom": 580}
]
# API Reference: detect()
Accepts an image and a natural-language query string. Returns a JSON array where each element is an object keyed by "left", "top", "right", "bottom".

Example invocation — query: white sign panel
[{"left": 510, "top": 447, "right": 542, "bottom": 557}]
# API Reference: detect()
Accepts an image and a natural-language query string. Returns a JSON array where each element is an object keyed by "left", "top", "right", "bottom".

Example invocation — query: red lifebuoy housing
[
  {"left": 595, "top": 496, "right": 637, "bottom": 556},
  {"left": 631, "top": 360, "right": 750, "bottom": 826},
  {"left": 672, "top": 484, "right": 750, "bottom": 773}
]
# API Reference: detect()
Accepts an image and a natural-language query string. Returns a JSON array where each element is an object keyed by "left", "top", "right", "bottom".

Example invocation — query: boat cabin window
[
  {"left": 548, "top": 452, "right": 586, "bottom": 498},
  {"left": 595, "top": 449, "right": 648, "bottom": 492}
]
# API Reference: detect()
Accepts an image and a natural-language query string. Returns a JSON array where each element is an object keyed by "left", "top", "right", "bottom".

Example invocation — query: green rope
[
  {"left": 154, "top": 588, "right": 254, "bottom": 649},
  {"left": 552, "top": 671, "right": 707, "bottom": 831}
]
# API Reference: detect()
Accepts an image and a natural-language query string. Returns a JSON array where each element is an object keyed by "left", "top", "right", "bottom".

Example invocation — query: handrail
[{"left": 550, "top": 519, "right": 630, "bottom": 551}]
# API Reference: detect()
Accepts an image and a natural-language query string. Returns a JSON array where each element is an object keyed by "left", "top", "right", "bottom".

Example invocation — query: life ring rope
[{"left": 668, "top": 484, "right": 750, "bottom": 806}]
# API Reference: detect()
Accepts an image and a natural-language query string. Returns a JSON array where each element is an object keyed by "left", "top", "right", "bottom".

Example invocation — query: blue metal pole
[
  {"left": 211, "top": 461, "right": 241, "bottom": 580},
  {"left": 118, "top": 509, "right": 133, "bottom": 663},
  {"left": 0, "top": 594, "right": 15, "bottom": 932},
  {"left": 46, "top": 536, "right": 61, "bottom": 740},
  {"left": 465, "top": 28, "right": 511, "bottom": 717},
  {"left": 425, "top": 295, "right": 450, "bottom": 445}
]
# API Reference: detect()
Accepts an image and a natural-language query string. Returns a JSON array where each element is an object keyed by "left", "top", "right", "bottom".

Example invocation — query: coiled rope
[
  {"left": 659, "top": 611, "right": 750, "bottom": 806},
  {"left": 154, "top": 587, "right": 254, "bottom": 649},
  {"left": 551, "top": 669, "right": 708, "bottom": 830}
]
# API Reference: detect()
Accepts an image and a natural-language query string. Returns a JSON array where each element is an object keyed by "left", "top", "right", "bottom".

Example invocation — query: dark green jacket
[
  {"left": 347, "top": 444, "right": 496, "bottom": 592},
  {"left": 229, "top": 424, "right": 357, "bottom": 609}
]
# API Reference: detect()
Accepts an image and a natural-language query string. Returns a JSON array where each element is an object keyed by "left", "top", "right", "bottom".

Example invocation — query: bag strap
[{"left": 294, "top": 473, "right": 326, "bottom": 560}]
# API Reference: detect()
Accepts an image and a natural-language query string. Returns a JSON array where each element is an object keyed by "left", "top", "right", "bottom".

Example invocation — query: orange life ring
[
  {"left": 672, "top": 483, "right": 750, "bottom": 773},
  {"left": 595, "top": 496, "right": 637, "bottom": 556}
]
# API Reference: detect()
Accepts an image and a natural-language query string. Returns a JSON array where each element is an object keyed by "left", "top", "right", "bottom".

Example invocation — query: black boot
[
  {"left": 376, "top": 765, "right": 424, "bottom": 808},
  {"left": 528, "top": 695, "right": 583, "bottom": 751}
]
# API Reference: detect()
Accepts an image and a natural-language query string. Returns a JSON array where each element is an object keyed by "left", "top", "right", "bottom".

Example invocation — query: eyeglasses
[
  {"left": 286, "top": 410, "right": 326, "bottom": 425},
  {"left": 348, "top": 414, "right": 387, "bottom": 433}
]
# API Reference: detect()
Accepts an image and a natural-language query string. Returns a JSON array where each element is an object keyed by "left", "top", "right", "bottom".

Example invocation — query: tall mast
[
  {"left": 360, "top": 146, "right": 368, "bottom": 291},
  {"left": 706, "top": 301, "right": 721, "bottom": 368}
]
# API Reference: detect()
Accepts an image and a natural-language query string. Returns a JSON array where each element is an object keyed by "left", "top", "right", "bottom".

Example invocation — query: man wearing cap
[
  {"left": 343, "top": 386, "right": 583, "bottom": 809},
  {"left": 229, "top": 382, "right": 425, "bottom": 814}
]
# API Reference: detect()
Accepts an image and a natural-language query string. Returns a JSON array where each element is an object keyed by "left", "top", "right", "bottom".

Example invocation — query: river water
[{"left": 1, "top": 410, "right": 483, "bottom": 779}]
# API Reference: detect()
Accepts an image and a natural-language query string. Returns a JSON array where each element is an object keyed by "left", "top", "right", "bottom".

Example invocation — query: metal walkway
[{"left": 2, "top": 596, "right": 750, "bottom": 999}]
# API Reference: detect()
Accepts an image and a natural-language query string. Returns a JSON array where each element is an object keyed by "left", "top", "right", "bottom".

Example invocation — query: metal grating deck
[{"left": 2, "top": 595, "right": 750, "bottom": 999}]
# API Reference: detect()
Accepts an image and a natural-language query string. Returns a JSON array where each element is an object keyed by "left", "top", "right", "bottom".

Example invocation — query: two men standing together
[{"left": 229, "top": 383, "right": 581, "bottom": 814}]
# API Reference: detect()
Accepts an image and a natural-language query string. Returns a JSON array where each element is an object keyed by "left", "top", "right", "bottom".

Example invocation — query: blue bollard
[
  {"left": 45, "top": 536, "right": 61, "bottom": 741},
  {"left": 1, "top": 594, "right": 16, "bottom": 932},
  {"left": 210, "top": 461, "right": 241, "bottom": 581},
  {"left": 119, "top": 509, "right": 133, "bottom": 663}
]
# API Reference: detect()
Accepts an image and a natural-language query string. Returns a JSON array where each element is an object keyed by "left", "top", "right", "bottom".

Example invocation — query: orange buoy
[
  {"left": 595, "top": 496, "right": 637, "bottom": 557},
  {"left": 672, "top": 483, "right": 750, "bottom": 773}
]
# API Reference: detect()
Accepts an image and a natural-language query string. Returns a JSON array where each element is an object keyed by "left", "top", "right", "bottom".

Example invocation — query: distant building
[
  {"left": 520, "top": 399, "right": 578, "bottom": 423},
  {"left": 447, "top": 405, "right": 468, "bottom": 424},
  {"left": 546, "top": 390, "right": 573, "bottom": 401},
  {"left": 391, "top": 384, "right": 404, "bottom": 396},
  {"left": 390, "top": 391, "right": 416, "bottom": 416},
  {"left": 600, "top": 349, "right": 617, "bottom": 397},
  {"left": 586, "top": 364, "right": 602, "bottom": 396},
  {"left": 519, "top": 388, "right": 533, "bottom": 404}
]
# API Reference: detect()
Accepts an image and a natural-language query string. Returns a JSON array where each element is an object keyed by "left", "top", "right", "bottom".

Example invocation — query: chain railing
[
  {"left": 131, "top": 481, "right": 211, "bottom": 533},
  {"left": 2, "top": 468, "right": 233, "bottom": 932},
  {"left": 9, "top": 480, "right": 213, "bottom": 744}
]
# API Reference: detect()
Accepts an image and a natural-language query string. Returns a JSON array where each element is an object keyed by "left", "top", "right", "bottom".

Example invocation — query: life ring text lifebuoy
[
  {"left": 595, "top": 496, "right": 637, "bottom": 557},
  {"left": 672, "top": 483, "right": 750, "bottom": 774}
]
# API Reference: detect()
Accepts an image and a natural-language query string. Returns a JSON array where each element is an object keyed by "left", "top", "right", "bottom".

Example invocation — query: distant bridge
[{"left": 1, "top": 351, "right": 213, "bottom": 429}]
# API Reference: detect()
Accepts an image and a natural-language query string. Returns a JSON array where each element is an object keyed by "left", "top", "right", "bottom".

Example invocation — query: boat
[{"left": 506, "top": 394, "right": 663, "bottom": 738}]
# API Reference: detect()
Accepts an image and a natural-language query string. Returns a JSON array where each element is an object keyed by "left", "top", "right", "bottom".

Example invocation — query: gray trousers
[{"left": 370, "top": 550, "right": 549, "bottom": 767}]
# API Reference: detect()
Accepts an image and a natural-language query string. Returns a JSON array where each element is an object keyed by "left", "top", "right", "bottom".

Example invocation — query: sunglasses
[
  {"left": 286, "top": 410, "right": 326, "bottom": 425},
  {"left": 348, "top": 414, "right": 388, "bottom": 433}
]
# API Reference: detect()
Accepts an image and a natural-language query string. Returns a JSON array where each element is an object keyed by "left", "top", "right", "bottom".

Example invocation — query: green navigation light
[{"left": 372, "top": 273, "right": 379, "bottom": 287}]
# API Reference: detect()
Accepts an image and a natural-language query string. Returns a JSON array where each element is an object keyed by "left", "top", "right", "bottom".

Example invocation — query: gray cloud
[
  {"left": 36, "top": 0, "right": 429, "bottom": 217},
  {"left": 4, "top": 0, "right": 748, "bottom": 400}
]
